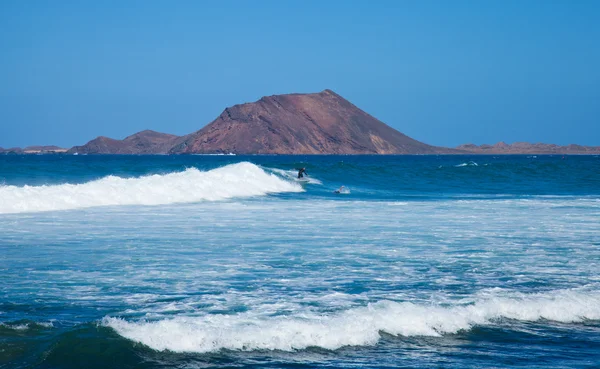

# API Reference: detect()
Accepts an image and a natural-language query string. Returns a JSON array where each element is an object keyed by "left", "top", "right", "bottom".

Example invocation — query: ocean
[{"left": 1, "top": 154, "right": 599, "bottom": 368}]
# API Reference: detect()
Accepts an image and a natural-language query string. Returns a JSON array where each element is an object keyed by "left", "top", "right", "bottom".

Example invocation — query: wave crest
[
  {"left": 104, "top": 289, "right": 600, "bottom": 353},
  {"left": 0, "top": 162, "right": 301, "bottom": 214}
]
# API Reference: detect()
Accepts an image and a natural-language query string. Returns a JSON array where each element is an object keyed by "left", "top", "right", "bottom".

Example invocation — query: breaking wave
[
  {"left": 455, "top": 161, "right": 479, "bottom": 167},
  {"left": 267, "top": 168, "right": 323, "bottom": 185},
  {"left": 0, "top": 162, "right": 302, "bottom": 214},
  {"left": 104, "top": 289, "right": 600, "bottom": 353}
]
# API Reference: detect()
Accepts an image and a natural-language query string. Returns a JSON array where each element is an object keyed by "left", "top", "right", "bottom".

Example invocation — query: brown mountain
[
  {"left": 68, "top": 130, "right": 179, "bottom": 154},
  {"left": 169, "top": 89, "right": 454, "bottom": 154},
  {"left": 458, "top": 142, "right": 600, "bottom": 154},
  {"left": 57, "top": 90, "right": 598, "bottom": 155}
]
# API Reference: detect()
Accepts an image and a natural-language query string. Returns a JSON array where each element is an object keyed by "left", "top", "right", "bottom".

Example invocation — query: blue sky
[{"left": 1, "top": 0, "right": 599, "bottom": 148}]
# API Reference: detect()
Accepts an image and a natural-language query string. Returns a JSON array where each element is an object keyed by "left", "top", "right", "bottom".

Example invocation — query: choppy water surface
[{"left": 1, "top": 155, "right": 599, "bottom": 368}]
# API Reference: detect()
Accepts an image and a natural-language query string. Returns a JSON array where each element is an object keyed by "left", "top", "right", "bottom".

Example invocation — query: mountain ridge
[{"left": 5, "top": 90, "right": 599, "bottom": 155}]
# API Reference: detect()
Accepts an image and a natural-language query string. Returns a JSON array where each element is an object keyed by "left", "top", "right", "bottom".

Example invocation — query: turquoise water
[{"left": 1, "top": 155, "right": 599, "bottom": 368}]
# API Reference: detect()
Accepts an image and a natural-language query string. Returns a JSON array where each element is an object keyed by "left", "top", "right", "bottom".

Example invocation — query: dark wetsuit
[{"left": 298, "top": 168, "right": 307, "bottom": 178}]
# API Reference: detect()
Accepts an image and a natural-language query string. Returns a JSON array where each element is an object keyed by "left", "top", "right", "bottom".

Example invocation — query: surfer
[
  {"left": 334, "top": 186, "right": 345, "bottom": 194},
  {"left": 297, "top": 167, "right": 307, "bottom": 179}
]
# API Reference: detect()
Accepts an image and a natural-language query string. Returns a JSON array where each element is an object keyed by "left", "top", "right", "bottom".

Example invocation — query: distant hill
[
  {"left": 68, "top": 130, "right": 179, "bottom": 154},
  {"left": 458, "top": 142, "right": 600, "bottom": 154},
  {"left": 23, "top": 145, "right": 67, "bottom": 153},
  {"left": 0, "top": 147, "right": 23, "bottom": 154},
  {"left": 66, "top": 90, "right": 453, "bottom": 155},
  {"left": 13, "top": 90, "right": 598, "bottom": 155},
  {"left": 1, "top": 146, "right": 66, "bottom": 154},
  {"left": 169, "top": 89, "right": 454, "bottom": 154}
]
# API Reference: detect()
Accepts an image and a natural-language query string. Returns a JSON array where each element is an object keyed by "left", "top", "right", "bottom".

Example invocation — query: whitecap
[
  {"left": 104, "top": 289, "right": 600, "bottom": 353},
  {"left": 0, "top": 162, "right": 302, "bottom": 214}
]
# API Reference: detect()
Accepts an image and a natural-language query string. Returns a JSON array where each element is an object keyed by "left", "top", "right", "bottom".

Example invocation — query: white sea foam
[
  {"left": 455, "top": 161, "right": 479, "bottom": 167},
  {"left": 0, "top": 162, "right": 302, "bottom": 214},
  {"left": 267, "top": 168, "right": 323, "bottom": 185},
  {"left": 335, "top": 186, "right": 351, "bottom": 194},
  {"left": 0, "top": 323, "right": 30, "bottom": 331},
  {"left": 192, "top": 153, "right": 236, "bottom": 156},
  {"left": 104, "top": 289, "right": 600, "bottom": 353},
  {"left": 0, "top": 321, "right": 54, "bottom": 330}
]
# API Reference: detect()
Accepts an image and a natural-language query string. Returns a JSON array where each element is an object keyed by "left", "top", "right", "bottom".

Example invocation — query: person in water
[
  {"left": 297, "top": 167, "right": 307, "bottom": 178},
  {"left": 334, "top": 186, "right": 345, "bottom": 194}
]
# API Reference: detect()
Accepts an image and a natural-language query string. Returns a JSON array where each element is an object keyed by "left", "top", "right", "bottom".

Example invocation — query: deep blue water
[{"left": 1, "top": 155, "right": 599, "bottom": 368}]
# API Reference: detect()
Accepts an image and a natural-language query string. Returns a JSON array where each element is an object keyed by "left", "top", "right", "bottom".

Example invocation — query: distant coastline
[
  {"left": 4, "top": 145, "right": 600, "bottom": 155},
  {"left": 0, "top": 146, "right": 68, "bottom": 155},
  {"left": 3, "top": 90, "right": 599, "bottom": 155},
  {"left": 456, "top": 142, "right": 600, "bottom": 155}
]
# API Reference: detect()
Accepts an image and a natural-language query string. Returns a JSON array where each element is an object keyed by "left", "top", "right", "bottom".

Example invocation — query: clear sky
[{"left": 1, "top": 0, "right": 599, "bottom": 148}]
